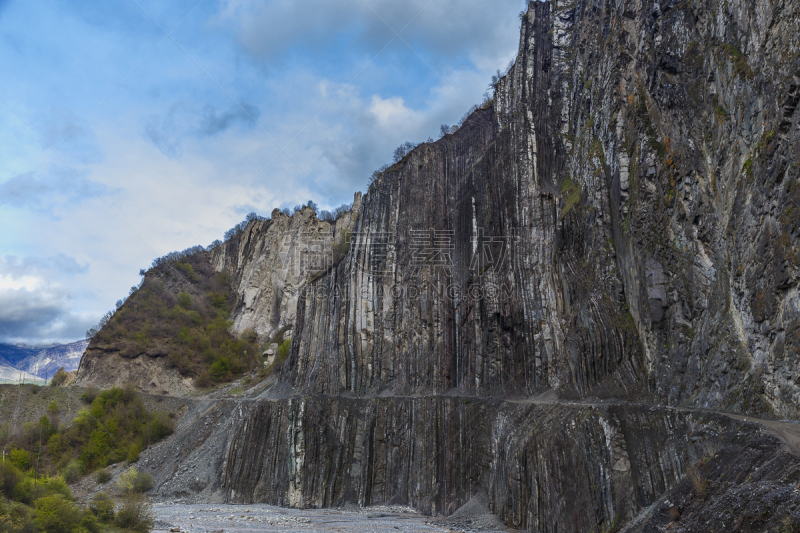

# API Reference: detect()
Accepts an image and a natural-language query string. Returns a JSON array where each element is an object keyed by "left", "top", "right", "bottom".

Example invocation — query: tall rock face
[
  {"left": 84, "top": 0, "right": 800, "bottom": 530},
  {"left": 285, "top": 0, "right": 800, "bottom": 415},
  {"left": 210, "top": 197, "right": 361, "bottom": 343}
]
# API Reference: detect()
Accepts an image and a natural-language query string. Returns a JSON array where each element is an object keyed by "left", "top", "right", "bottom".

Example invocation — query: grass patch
[
  {"left": 559, "top": 177, "right": 582, "bottom": 220},
  {"left": 719, "top": 43, "right": 753, "bottom": 79}
]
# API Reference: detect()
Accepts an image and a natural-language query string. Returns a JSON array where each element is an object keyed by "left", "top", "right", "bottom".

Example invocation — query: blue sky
[{"left": 0, "top": 0, "right": 526, "bottom": 345}]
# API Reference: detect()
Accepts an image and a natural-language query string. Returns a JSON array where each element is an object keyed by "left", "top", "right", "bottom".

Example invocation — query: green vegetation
[
  {"left": 114, "top": 493, "right": 154, "bottom": 532},
  {"left": 742, "top": 158, "right": 753, "bottom": 178},
  {"left": 88, "top": 492, "right": 115, "bottom": 523},
  {"left": 332, "top": 229, "right": 353, "bottom": 263},
  {"left": 117, "top": 467, "right": 153, "bottom": 495},
  {"left": 600, "top": 517, "right": 621, "bottom": 533},
  {"left": 0, "top": 386, "right": 168, "bottom": 532},
  {"left": 559, "top": 177, "right": 582, "bottom": 220},
  {"left": 95, "top": 254, "right": 264, "bottom": 387},
  {"left": 755, "top": 129, "right": 775, "bottom": 156},
  {"left": 50, "top": 367, "right": 69, "bottom": 387},
  {"left": 59, "top": 387, "right": 173, "bottom": 473},
  {"left": 95, "top": 468, "right": 111, "bottom": 484},
  {"left": 258, "top": 336, "right": 292, "bottom": 381},
  {"left": 719, "top": 43, "right": 753, "bottom": 79}
]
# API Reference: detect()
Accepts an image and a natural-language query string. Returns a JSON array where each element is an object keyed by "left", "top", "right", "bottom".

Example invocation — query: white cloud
[
  {"left": 0, "top": 255, "right": 95, "bottom": 344},
  {"left": 0, "top": 274, "right": 42, "bottom": 291}
]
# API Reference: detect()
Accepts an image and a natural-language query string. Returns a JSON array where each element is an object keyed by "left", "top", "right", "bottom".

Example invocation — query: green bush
[
  {"left": 9, "top": 449, "right": 29, "bottom": 470},
  {"left": 117, "top": 467, "right": 153, "bottom": 494},
  {"left": 79, "top": 511, "right": 101, "bottom": 533},
  {"left": 275, "top": 339, "right": 291, "bottom": 368},
  {"left": 115, "top": 493, "right": 154, "bottom": 533},
  {"left": 33, "top": 494, "right": 80, "bottom": 533},
  {"left": 62, "top": 459, "right": 84, "bottom": 484},
  {"left": 0, "top": 498, "right": 34, "bottom": 533},
  {"left": 209, "top": 357, "right": 231, "bottom": 380},
  {"left": 176, "top": 262, "right": 199, "bottom": 283},
  {"left": 0, "top": 462, "right": 23, "bottom": 499},
  {"left": 127, "top": 443, "right": 140, "bottom": 463},
  {"left": 47, "top": 433, "right": 64, "bottom": 455},
  {"left": 12, "top": 474, "right": 71, "bottom": 505},
  {"left": 89, "top": 491, "right": 115, "bottom": 523},
  {"left": 81, "top": 385, "right": 99, "bottom": 404},
  {"left": 177, "top": 291, "right": 192, "bottom": 309},
  {"left": 50, "top": 367, "right": 69, "bottom": 387},
  {"left": 95, "top": 468, "right": 111, "bottom": 484},
  {"left": 48, "top": 401, "right": 60, "bottom": 414}
]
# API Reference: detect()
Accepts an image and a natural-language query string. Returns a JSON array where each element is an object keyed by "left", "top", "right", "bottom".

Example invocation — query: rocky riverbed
[{"left": 150, "top": 503, "right": 509, "bottom": 533}]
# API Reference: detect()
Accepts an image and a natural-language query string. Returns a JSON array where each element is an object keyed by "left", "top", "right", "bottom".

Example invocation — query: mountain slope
[
  {"left": 0, "top": 344, "right": 38, "bottom": 367},
  {"left": 0, "top": 364, "right": 40, "bottom": 383},
  {"left": 75, "top": 0, "right": 800, "bottom": 530},
  {"left": 0, "top": 341, "right": 88, "bottom": 380}
]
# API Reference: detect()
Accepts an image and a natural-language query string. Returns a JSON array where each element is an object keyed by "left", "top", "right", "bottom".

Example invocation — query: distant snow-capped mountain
[
  {"left": 0, "top": 340, "right": 88, "bottom": 380},
  {"left": 0, "top": 364, "right": 40, "bottom": 383}
]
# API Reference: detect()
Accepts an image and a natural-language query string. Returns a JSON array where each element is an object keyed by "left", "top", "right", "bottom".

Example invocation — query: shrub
[
  {"left": 95, "top": 468, "right": 111, "bottom": 484},
  {"left": 195, "top": 370, "right": 212, "bottom": 388},
  {"left": 12, "top": 475, "right": 71, "bottom": 506},
  {"left": 392, "top": 141, "right": 417, "bottom": 162},
  {"left": 33, "top": 494, "right": 80, "bottom": 533},
  {"left": 149, "top": 413, "right": 174, "bottom": 442},
  {"left": 48, "top": 401, "right": 59, "bottom": 414},
  {"left": 47, "top": 433, "right": 64, "bottom": 455},
  {"left": 81, "top": 386, "right": 99, "bottom": 404},
  {"left": 62, "top": 459, "right": 84, "bottom": 484},
  {"left": 176, "top": 262, "right": 199, "bottom": 283},
  {"left": 275, "top": 339, "right": 291, "bottom": 367},
  {"left": 177, "top": 291, "right": 192, "bottom": 309},
  {"left": 117, "top": 467, "right": 153, "bottom": 494},
  {"left": 89, "top": 491, "right": 115, "bottom": 523},
  {"left": 127, "top": 443, "right": 140, "bottom": 463},
  {"left": 79, "top": 511, "right": 101, "bottom": 533},
  {"left": 0, "top": 462, "right": 23, "bottom": 499},
  {"left": 209, "top": 357, "right": 231, "bottom": 380},
  {"left": 115, "top": 493, "right": 154, "bottom": 533},
  {"left": 0, "top": 499, "right": 34, "bottom": 533},
  {"left": 9, "top": 449, "right": 29, "bottom": 470},
  {"left": 687, "top": 466, "right": 707, "bottom": 497}
]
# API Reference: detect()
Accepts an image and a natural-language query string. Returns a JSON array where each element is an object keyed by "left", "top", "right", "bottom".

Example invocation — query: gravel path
[{"left": 151, "top": 504, "right": 461, "bottom": 533}]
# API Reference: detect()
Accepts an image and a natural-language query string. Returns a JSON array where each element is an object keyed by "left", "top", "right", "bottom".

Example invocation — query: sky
[{"left": 0, "top": 0, "right": 527, "bottom": 346}]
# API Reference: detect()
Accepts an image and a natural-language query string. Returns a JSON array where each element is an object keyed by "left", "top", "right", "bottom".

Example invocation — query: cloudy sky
[{"left": 0, "top": 0, "right": 526, "bottom": 346}]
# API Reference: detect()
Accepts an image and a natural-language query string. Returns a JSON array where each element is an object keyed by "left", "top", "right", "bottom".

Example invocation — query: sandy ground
[{"left": 150, "top": 503, "right": 464, "bottom": 533}]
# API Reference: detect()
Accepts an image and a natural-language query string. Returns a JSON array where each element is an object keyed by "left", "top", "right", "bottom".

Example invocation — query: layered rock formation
[
  {"left": 79, "top": 0, "right": 800, "bottom": 530},
  {"left": 210, "top": 197, "right": 361, "bottom": 342}
]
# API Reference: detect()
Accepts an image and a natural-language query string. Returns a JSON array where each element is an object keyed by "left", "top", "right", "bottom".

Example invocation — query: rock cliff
[{"left": 78, "top": 0, "right": 800, "bottom": 530}]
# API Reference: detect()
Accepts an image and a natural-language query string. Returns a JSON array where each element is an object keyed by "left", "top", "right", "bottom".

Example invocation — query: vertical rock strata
[
  {"left": 85, "top": 0, "right": 800, "bottom": 530},
  {"left": 217, "top": 0, "right": 800, "bottom": 528}
]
